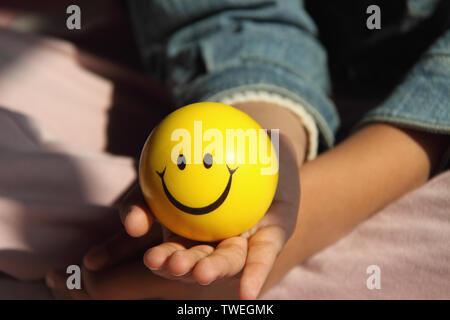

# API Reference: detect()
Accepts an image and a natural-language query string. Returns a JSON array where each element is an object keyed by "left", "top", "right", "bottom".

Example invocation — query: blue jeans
[{"left": 128, "top": 0, "right": 450, "bottom": 166}]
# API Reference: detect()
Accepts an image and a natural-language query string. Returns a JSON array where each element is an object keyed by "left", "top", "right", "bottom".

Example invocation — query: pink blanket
[
  {"left": 0, "top": 28, "right": 448, "bottom": 299},
  {"left": 262, "top": 169, "right": 450, "bottom": 299}
]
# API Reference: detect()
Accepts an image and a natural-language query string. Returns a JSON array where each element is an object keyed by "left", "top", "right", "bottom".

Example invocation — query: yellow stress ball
[{"left": 139, "top": 102, "right": 278, "bottom": 242}]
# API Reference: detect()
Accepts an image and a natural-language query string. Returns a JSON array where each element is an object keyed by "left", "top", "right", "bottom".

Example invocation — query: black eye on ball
[
  {"left": 203, "top": 153, "right": 213, "bottom": 169},
  {"left": 177, "top": 154, "right": 186, "bottom": 170}
]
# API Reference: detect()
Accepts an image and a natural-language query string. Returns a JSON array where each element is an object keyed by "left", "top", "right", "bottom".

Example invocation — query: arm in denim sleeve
[
  {"left": 358, "top": 29, "right": 450, "bottom": 168},
  {"left": 127, "top": 0, "right": 339, "bottom": 154}
]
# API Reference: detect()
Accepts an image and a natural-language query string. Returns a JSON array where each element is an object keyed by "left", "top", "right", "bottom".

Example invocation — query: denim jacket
[{"left": 128, "top": 0, "right": 449, "bottom": 165}]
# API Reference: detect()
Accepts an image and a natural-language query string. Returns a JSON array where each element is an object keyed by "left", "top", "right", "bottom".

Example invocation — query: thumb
[{"left": 119, "top": 183, "right": 155, "bottom": 238}]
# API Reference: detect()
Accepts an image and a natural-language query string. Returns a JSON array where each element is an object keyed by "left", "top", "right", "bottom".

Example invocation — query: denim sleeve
[
  {"left": 127, "top": 0, "right": 339, "bottom": 150},
  {"left": 358, "top": 28, "right": 450, "bottom": 169},
  {"left": 358, "top": 28, "right": 450, "bottom": 135}
]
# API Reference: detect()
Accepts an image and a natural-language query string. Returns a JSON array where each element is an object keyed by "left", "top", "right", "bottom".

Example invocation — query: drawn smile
[{"left": 156, "top": 165, "right": 238, "bottom": 215}]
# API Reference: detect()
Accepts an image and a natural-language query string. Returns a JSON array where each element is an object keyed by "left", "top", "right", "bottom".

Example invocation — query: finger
[
  {"left": 148, "top": 266, "right": 197, "bottom": 283},
  {"left": 46, "top": 270, "right": 90, "bottom": 300},
  {"left": 84, "top": 226, "right": 162, "bottom": 271},
  {"left": 119, "top": 184, "right": 154, "bottom": 238},
  {"left": 193, "top": 237, "right": 247, "bottom": 285},
  {"left": 163, "top": 226, "right": 201, "bottom": 248},
  {"left": 143, "top": 242, "right": 186, "bottom": 271},
  {"left": 239, "top": 225, "right": 286, "bottom": 300},
  {"left": 166, "top": 245, "right": 214, "bottom": 276}
]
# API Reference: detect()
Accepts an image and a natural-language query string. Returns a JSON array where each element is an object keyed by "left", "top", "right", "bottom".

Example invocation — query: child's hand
[{"left": 84, "top": 134, "right": 299, "bottom": 299}]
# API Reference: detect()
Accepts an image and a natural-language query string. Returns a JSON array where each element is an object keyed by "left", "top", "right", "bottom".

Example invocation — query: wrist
[{"left": 232, "top": 101, "right": 308, "bottom": 167}]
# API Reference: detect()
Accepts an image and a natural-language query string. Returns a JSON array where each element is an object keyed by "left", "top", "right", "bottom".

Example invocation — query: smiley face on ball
[
  {"left": 156, "top": 152, "right": 238, "bottom": 215},
  {"left": 139, "top": 102, "right": 278, "bottom": 242}
]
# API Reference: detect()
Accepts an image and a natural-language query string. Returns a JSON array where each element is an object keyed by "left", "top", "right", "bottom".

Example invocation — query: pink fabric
[
  {"left": 0, "top": 28, "right": 151, "bottom": 281},
  {"left": 0, "top": 28, "right": 449, "bottom": 299},
  {"left": 262, "top": 170, "right": 450, "bottom": 300}
]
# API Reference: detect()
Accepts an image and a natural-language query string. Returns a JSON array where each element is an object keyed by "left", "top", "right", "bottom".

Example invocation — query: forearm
[{"left": 262, "top": 123, "right": 448, "bottom": 295}]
